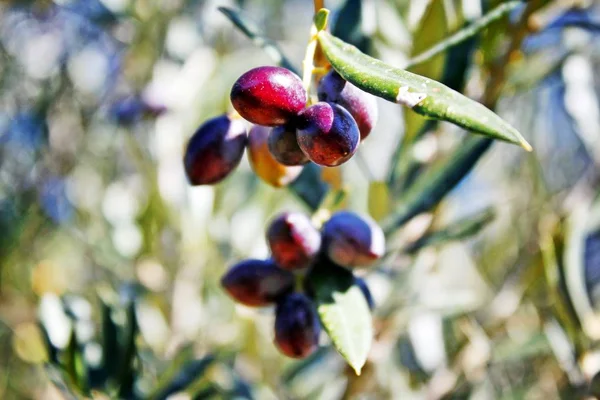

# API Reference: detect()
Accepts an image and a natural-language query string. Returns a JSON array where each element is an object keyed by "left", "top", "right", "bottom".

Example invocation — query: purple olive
[
  {"left": 268, "top": 125, "right": 309, "bottom": 166},
  {"left": 184, "top": 114, "right": 247, "bottom": 185},
  {"left": 221, "top": 259, "right": 294, "bottom": 307},
  {"left": 296, "top": 102, "right": 360, "bottom": 167},
  {"left": 230, "top": 66, "right": 307, "bottom": 126},
  {"left": 321, "top": 211, "right": 385, "bottom": 268},
  {"left": 274, "top": 293, "right": 321, "bottom": 359},
  {"left": 317, "top": 71, "right": 378, "bottom": 140},
  {"left": 266, "top": 212, "right": 321, "bottom": 270}
]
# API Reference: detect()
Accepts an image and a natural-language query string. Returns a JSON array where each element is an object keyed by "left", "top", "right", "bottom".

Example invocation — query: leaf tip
[
  {"left": 352, "top": 364, "right": 363, "bottom": 376},
  {"left": 521, "top": 139, "right": 533, "bottom": 152},
  {"left": 314, "top": 8, "right": 330, "bottom": 31}
]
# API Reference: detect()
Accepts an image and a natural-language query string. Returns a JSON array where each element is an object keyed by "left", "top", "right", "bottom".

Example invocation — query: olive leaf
[
  {"left": 383, "top": 136, "right": 493, "bottom": 232},
  {"left": 218, "top": 7, "right": 298, "bottom": 74},
  {"left": 404, "top": 0, "right": 448, "bottom": 146},
  {"left": 306, "top": 263, "right": 372, "bottom": 375},
  {"left": 404, "top": 206, "right": 496, "bottom": 254},
  {"left": 316, "top": 30, "right": 532, "bottom": 150}
]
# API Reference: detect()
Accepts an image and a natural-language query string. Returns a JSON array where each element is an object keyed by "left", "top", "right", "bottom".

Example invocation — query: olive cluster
[
  {"left": 183, "top": 66, "right": 378, "bottom": 186},
  {"left": 221, "top": 210, "right": 384, "bottom": 359}
]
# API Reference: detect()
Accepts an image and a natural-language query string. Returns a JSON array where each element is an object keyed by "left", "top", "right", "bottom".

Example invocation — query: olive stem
[{"left": 301, "top": 29, "right": 319, "bottom": 95}]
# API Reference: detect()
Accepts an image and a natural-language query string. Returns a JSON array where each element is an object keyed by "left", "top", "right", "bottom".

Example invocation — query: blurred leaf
[
  {"left": 332, "top": 0, "right": 371, "bottom": 53},
  {"left": 540, "top": 218, "right": 586, "bottom": 352},
  {"left": 101, "top": 300, "right": 118, "bottom": 384},
  {"left": 306, "top": 262, "right": 372, "bottom": 375},
  {"left": 404, "top": 207, "right": 496, "bottom": 253},
  {"left": 383, "top": 136, "right": 493, "bottom": 232},
  {"left": 289, "top": 163, "right": 329, "bottom": 211},
  {"left": 45, "top": 364, "right": 79, "bottom": 400},
  {"left": 282, "top": 347, "right": 332, "bottom": 384},
  {"left": 492, "top": 332, "right": 550, "bottom": 362},
  {"left": 317, "top": 188, "right": 348, "bottom": 214},
  {"left": 505, "top": 50, "right": 569, "bottom": 94},
  {"left": 404, "top": 0, "right": 448, "bottom": 146},
  {"left": 152, "top": 356, "right": 217, "bottom": 400},
  {"left": 191, "top": 384, "right": 220, "bottom": 400},
  {"left": 317, "top": 31, "right": 531, "bottom": 150},
  {"left": 368, "top": 181, "right": 390, "bottom": 222},
  {"left": 218, "top": 7, "right": 298, "bottom": 74},
  {"left": 38, "top": 322, "right": 59, "bottom": 365},
  {"left": 117, "top": 299, "right": 138, "bottom": 399},
  {"left": 63, "top": 329, "right": 88, "bottom": 395}
]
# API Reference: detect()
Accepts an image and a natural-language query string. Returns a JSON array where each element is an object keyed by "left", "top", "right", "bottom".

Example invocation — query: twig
[{"left": 406, "top": 1, "right": 524, "bottom": 69}]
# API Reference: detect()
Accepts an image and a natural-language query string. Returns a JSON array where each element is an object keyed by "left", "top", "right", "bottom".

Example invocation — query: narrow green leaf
[
  {"left": 404, "top": 0, "right": 448, "bottom": 145},
  {"left": 100, "top": 300, "right": 118, "bottom": 382},
  {"left": 331, "top": 0, "right": 370, "bottom": 53},
  {"left": 218, "top": 7, "right": 298, "bottom": 74},
  {"left": 45, "top": 364, "right": 79, "bottom": 400},
  {"left": 117, "top": 299, "right": 138, "bottom": 399},
  {"left": 306, "top": 263, "right": 372, "bottom": 375},
  {"left": 63, "top": 329, "right": 88, "bottom": 395},
  {"left": 152, "top": 356, "right": 217, "bottom": 400},
  {"left": 382, "top": 136, "right": 493, "bottom": 233},
  {"left": 404, "top": 207, "right": 496, "bottom": 253},
  {"left": 368, "top": 181, "right": 390, "bottom": 222},
  {"left": 317, "top": 30, "right": 532, "bottom": 150},
  {"left": 289, "top": 163, "right": 328, "bottom": 211},
  {"left": 407, "top": 1, "right": 522, "bottom": 69}
]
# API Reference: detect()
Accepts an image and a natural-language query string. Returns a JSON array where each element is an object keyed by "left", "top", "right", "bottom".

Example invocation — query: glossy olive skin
[
  {"left": 268, "top": 125, "right": 309, "bottom": 166},
  {"left": 321, "top": 211, "right": 385, "bottom": 268},
  {"left": 266, "top": 212, "right": 321, "bottom": 270},
  {"left": 247, "top": 125, "right": 303, "bottom": 187},
  {"left": 221, "top": 259, "right": 294, "bottom": 307},
  {"left": 317, "top": 71, "right": 378, "bottom": 140},
  {"left": 274, "top": 293, "right": 321, "bottom": 359},
  {"left": 230, "top": 66, "right": 307, "bottom": 126},
  {"left": 184, "top": 115, "right": 247, "bottom": 185},
  {"left": 355, "top": 277, "right": 375, "bottom": 310},
  {"left": 296, "top": 102, "right": 360, "bottom": 167}
]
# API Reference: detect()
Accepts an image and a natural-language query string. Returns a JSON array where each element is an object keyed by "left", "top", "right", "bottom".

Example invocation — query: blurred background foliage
[{"left": 1, "top": 0, "right": 600, "bottom": 398}]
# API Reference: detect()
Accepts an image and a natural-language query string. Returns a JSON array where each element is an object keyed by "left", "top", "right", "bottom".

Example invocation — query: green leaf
[
  {"left": 100, "top": 300, "right": 118, "bottom": 383},
  {"left": 218, "top": 7, "right": 298, "bottom": 74},
  {"left": 117, "top": 299, "right": 138, "bottom": 398},
  {"left": 63, "top": 329, "right": 88, "bottom": 395},
  {"left": 45, "top": 364, "right": 79, "bottom": 400},
  {"left": 152, "top": 356, "right": 217, "bottom": 400},
  {"left": 404, "top": 207, "right": 496, "bottom": 253},
  {"left": 404, "top": 0, "right": 448, "bottom": 145},
  {"left": 382, "top": 136, "right": 493, "bottom": 233},
  {"left": 314, "top": 8, "right": 329, "bottom": 32},
  {"left": 289, "top": 163, "right": 328, "bottom": 211},
  {"left": 306, "top": 263, "right": 372, "bottom": 375},
  {"left": 317, "top": 30, "right": 532, "bottom": 150},
  {"left": 331, "top": 0, "right": 370, "bottom": 53},
  {"left": 368, "top": 181, "right": 390, "bottom": 222}
]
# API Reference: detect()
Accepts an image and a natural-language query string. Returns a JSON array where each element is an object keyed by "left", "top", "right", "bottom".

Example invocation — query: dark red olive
[
  {"left": 296, "top": 102, "right": 359, "bottom": 167},
  {"left": 266, "top": 212, "right": 321, "bottom": 270},
  {"left": 184, "top": 114, "right": 247, "bottom": 185},
  {"left": 321, "top": 211, "right": 385, "bottom": 267},
  {"left": 221, "top": 259, "right": 294, "bottom": 307},
  {"left": 317, "top": 71, "right": 378, "bottom": 140},
  {"left": 268, "top": 125, "right": 309, "bottom": 166},
  {"left": 230, "top": 66, "right": 307, "bottom": 126},
  {"left": 274, "top": 293, "right": 320, "bottom": 359}
]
